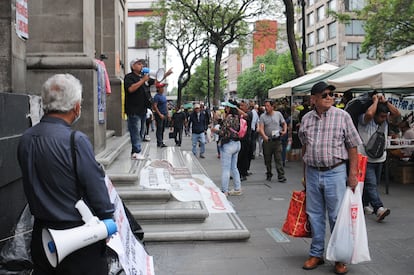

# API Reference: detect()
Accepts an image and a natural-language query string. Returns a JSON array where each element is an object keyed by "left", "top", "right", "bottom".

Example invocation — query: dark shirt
[
  {"left": 189, "top": 111, "right": 208, "bottom": 134},
  {"left": 17, "top": 116, "right": 114, "bottom": 223},
  {"left": 172, "top": 111, "right": 186, "bottom": 129},
  {"left": 124, "top": 72, "right": 149, "bottom": 116}
]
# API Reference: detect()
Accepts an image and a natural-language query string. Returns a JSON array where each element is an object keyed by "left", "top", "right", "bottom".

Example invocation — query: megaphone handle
[{"left": 75, "top": 200, "right": 94, "bottom": 223}]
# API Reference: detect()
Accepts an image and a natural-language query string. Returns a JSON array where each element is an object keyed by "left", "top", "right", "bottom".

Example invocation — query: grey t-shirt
[{"left": 259, "top": 111, "right": 285, "bottom": 138}]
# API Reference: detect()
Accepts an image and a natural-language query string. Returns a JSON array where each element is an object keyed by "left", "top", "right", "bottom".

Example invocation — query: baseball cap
[
  {"left": 129, "top": 58, "right": 146, "bottom": 68},
  {"left": 311, "top": 81, "right": 336, "bottom": 95},
  {"left": 156, "top": 82, "right": 167, "bottom": 88},
  {"left": 194, "top": 103, "right": 201, "bottom": 109}
]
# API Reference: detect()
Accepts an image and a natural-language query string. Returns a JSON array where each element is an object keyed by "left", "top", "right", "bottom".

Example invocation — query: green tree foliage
[
  {"left": 155, "top": 0, "right": 279, "bottom": 107},
  {"left": 358, "top": 0, "right": 414, "bottom": 56},
  {"left": 182, "top": 58, "right": 226, "bottom": 103},
  {"left": 237, "top": 50, "right": 296, "bottom": 102}
]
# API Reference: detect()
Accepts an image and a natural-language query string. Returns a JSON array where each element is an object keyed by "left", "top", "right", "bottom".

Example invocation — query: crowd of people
[{"left": 17, "top": 57, "right": 413, "bottom": 274}]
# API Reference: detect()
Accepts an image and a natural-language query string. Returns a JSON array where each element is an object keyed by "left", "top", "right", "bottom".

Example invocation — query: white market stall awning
[
  {"left": 268, "top": 63, "right": 338, "bottom": 99},
  {"left": 328, "top": 54, "right": 414, "bottom": 92}
]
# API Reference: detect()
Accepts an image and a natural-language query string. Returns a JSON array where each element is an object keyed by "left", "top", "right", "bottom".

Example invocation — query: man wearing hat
[
  {"left": 188, "top": 103, "right": 209, "bottom": 158},
  {"left": 298, "top": 81, "right": 362, "bottom": 275},
  {"left": 153, "top": 82, "right": 169, "bottom": 147},
  {"left": 124, "top": 58, "right": 151, "bottom": 159}
]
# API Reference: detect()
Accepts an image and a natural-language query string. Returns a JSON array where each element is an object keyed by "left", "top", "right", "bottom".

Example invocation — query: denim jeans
[
  {"left": 220, "top": 140, "right": 241, "bottom": 193},
  {"left": 306, "top": 163, "right": 347, "bottom": 257},
  {"left": 192, "top": 132, "right": 206, "bottom": 156},
  {"left": 363, "top": 162, "right": 384, "bottom": 213},
  {"left": 127, "top": 114, "right": 146, "bottom": 154}
]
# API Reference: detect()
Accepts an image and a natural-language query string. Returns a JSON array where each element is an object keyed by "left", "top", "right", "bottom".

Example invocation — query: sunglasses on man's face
[{"left": 320, "top": 91, "right": 334, "bottom": 99}]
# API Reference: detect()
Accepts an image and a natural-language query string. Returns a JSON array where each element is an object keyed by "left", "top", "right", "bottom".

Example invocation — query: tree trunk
[
  {"left": 283, "top": 0, "right": 305, "bottom": 77},
  {"left": 213, "top": 46, "right": 224, "bottom": 107}
]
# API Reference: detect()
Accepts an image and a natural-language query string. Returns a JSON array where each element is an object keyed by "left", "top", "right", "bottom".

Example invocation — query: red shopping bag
[{"left": 282, "top": 190, "right": 311, "bottom": 238}]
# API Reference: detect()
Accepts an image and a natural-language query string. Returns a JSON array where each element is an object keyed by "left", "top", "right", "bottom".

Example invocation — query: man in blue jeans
[
  {"left": 124, "top": 58, "right": 151, "bottom": 160},
  {"left": 299, "top": 81, "right": 362, "bottom": 275},
  {"left": 188, "top": 104, "right": 208, "bottom": 158},
  {"left": 357, "top": 93, "right": 400, "bottom": 221}
]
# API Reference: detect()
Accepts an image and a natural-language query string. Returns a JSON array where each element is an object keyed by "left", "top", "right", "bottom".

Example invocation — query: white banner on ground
[
  {"left": 105, "top": 176, "right": 154, "bottom": 275},
  {"left": 139, "top": 161, "right": 235, "bottom": 213}
]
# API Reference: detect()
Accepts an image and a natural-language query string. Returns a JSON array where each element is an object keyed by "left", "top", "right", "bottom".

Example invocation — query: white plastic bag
[{"left": 326, "top": 185, "right": 371, "bottom": 264}]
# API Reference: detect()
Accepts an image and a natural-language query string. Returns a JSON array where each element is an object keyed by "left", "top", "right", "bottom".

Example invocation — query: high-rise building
[{"left": 295, "top": 0, "right": 371, "bottom": 67}]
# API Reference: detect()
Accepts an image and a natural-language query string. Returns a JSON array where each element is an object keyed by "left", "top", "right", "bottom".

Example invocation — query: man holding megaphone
[{"left": 18, "top": 74, "right": 115, "bottom": 274}]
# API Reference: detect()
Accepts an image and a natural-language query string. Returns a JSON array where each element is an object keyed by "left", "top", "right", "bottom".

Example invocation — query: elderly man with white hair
[{"left": 18, "top": 74, "right": 114, "bottom": 275}]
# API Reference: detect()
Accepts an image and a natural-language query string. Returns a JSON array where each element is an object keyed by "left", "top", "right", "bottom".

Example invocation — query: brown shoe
[
  {"left": 303, "top": 256, "right": 324, "bottom": 270},
  {"left": 334, "top": 262, "right": 348, "bottom": 274}
]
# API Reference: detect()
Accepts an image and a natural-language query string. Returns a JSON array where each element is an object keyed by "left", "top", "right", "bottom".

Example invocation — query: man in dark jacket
[
  {"left": 188, "top": 103, "right": 208, "bottom": 158},
  {"left": 18, "top": 74, "right": 114, "bottom": 274}
]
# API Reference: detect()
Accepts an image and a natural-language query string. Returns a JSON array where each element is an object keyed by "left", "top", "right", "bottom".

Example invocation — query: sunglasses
[{"left": 320, "top": 91, "right": 334, "bottom": 99}]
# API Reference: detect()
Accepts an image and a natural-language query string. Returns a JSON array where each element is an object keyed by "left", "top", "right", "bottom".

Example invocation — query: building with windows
[
  {"left": 127, "top": 0, "right": 166, "bottom": 74},
  {"left": 296, "top": 0, "right": 371, "bottom": 67},
  {"left": 221, "top": 20, "right": 279, "bottom": 99}
]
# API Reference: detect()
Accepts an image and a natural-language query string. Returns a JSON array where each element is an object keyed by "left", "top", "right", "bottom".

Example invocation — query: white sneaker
[
  {"left": 144, "top": 135, "right": 151, "bottom": 141},
  {"left": 364, "top": 206, "right": 374, "bottom": 215},
  {"left": 131, "top": 152, "right": 145, "bottom": 160},
  {"left": 376, "top": 207, "right": 390, "bottom": 222}
]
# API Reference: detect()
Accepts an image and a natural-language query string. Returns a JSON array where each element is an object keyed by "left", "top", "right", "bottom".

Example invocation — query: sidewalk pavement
[{"left": 144, "top": 133, "right": 414, "bottom": 275}]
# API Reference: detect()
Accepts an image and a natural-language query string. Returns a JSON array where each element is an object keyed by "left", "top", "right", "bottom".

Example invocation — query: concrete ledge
[
  {"left": 127, "top": 201, "right": 209, "bottom": 224},
  {"left": 142, "top": 213, "right": 251, "bottom": 242},
  {"left": 117, "top": 188, "right": 171, "bottom": 203},
  {"left": 96, "top": 133, "right": 130, "bottom": 167}
]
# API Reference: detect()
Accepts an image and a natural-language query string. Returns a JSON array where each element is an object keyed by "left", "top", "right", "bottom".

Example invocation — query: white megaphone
[
  {"left": 142, "top": 67, "right": 165, "bottom": 82},
  {"left": 42, "top": 200, "right": 117, "bottom": 267}
]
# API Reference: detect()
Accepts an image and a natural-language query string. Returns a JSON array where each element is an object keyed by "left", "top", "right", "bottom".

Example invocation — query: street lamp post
[
  {"left": 207, "top": 34, "right": 211, "bottom": 109},
  {"left": 300, "top": 0, "right": 307, "bottom": 73}
]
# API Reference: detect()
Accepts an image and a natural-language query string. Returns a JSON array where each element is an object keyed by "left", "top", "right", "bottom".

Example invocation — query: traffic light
[{"left": 259, "top": 63, "right": 265, "bottom": 72}]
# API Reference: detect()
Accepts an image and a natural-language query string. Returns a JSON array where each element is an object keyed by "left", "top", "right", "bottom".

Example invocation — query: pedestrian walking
[
  {"left": 188, "top": 104, "right": 208, "bottom": 158},
  {"left": 357, "top": 93, "right": 400, "bottom": 221},
  {"left": 257, "top": 99, "right": 287, "bottom": 182},
  {"left": 171, "top": 105, "right": 186, "bottom": 146},
  {"left": 298, "top": 81, "right": 362, "bottom": 275}
]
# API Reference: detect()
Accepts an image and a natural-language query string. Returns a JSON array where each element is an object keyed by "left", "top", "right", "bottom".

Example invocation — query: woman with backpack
[{"left": 211, "top": 101, "right": 246, "bottom": 196}]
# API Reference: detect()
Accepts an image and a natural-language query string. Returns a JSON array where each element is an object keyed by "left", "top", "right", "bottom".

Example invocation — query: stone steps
[{"left": 99, "top": 132, "right": 250, "bottom": 242}]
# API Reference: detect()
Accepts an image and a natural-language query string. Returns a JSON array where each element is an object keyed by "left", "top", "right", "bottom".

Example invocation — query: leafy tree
[
  {"left": 358, "top": 0, "right": 414, "bottom": 57},
  {"left": 151, "top": 1, "right": 209, "bottom": 107},
  {"left": 237, "top": 50, "right": 296, "bottom": 102},
  {"left": 182, "top": 58, "right": 226, "bottom": 103},
  {"left": 160, "top": 0, "right": 279, "bottom": 107}
]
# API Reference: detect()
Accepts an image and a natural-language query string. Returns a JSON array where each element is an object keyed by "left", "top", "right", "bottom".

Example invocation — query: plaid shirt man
[{"left": 299, "top": 106, "right": 361, "bottom": 168}]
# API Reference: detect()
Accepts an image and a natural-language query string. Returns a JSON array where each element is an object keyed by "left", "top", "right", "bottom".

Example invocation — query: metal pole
[
  {"left": 301, "top": 0, "right": 307, "bottom": 73},
  {"left": 207, "top": 36, "right": 211, "bottom": 109}
]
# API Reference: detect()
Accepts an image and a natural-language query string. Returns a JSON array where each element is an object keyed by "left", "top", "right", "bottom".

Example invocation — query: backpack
[
  {"left": 345, "top": 91, "right": 376, "bottom": 128},
  {"left": 230, "top": 116, "right": 247, "bottom": 139},
  {"left": 365, "top": 122, "right": 386, "bottom": 159}
]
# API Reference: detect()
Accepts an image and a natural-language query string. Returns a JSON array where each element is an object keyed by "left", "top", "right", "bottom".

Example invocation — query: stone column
[
  {"left": 100, "top": 0, "right": 127, "bottom": 136},
  {"left": 0, "top": 0, "right": 30, "bottom": 249},
  {"left": 26, "top": 0, "right": 106, "bottom": 152}
]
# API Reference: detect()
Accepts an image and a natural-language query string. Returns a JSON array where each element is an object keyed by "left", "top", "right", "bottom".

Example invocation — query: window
[
  {"left": 328, "top": 22, "right": 337, "bottom": 39},
  {"left": 317, "top": 6, "right": 325, "bottom": 22},
  {"left": 328, "top": 45, "right": 337, "bottom": 62},
  {"left": 345, "top": 20, "right": 365, "bottom": 35},
  {"left": 328, "top": 0, "right": 337, "bottom": 11},
  {"left": 317, "top": 27, "right": 325, "bottom": 44},
  {"left": 317, "top": 49, "right": 325, "bottom": 65},
  {"left": 308, "top": 52, "right": 315, "bottom": 66},
  {"left": 135, "top": 23, "right": 149, "bottom": 48},
  {"left": 345, "top": 0, "right": 365, "bottom": 11},
  {"left": 307, "top": 12, "right": 314, "bottom": 27},
  {"left": 346, "top": 43, "right": 361, "bottom": 60},
  {"left": 308, "top": 32, "right": 315, "bottom": 47}
]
